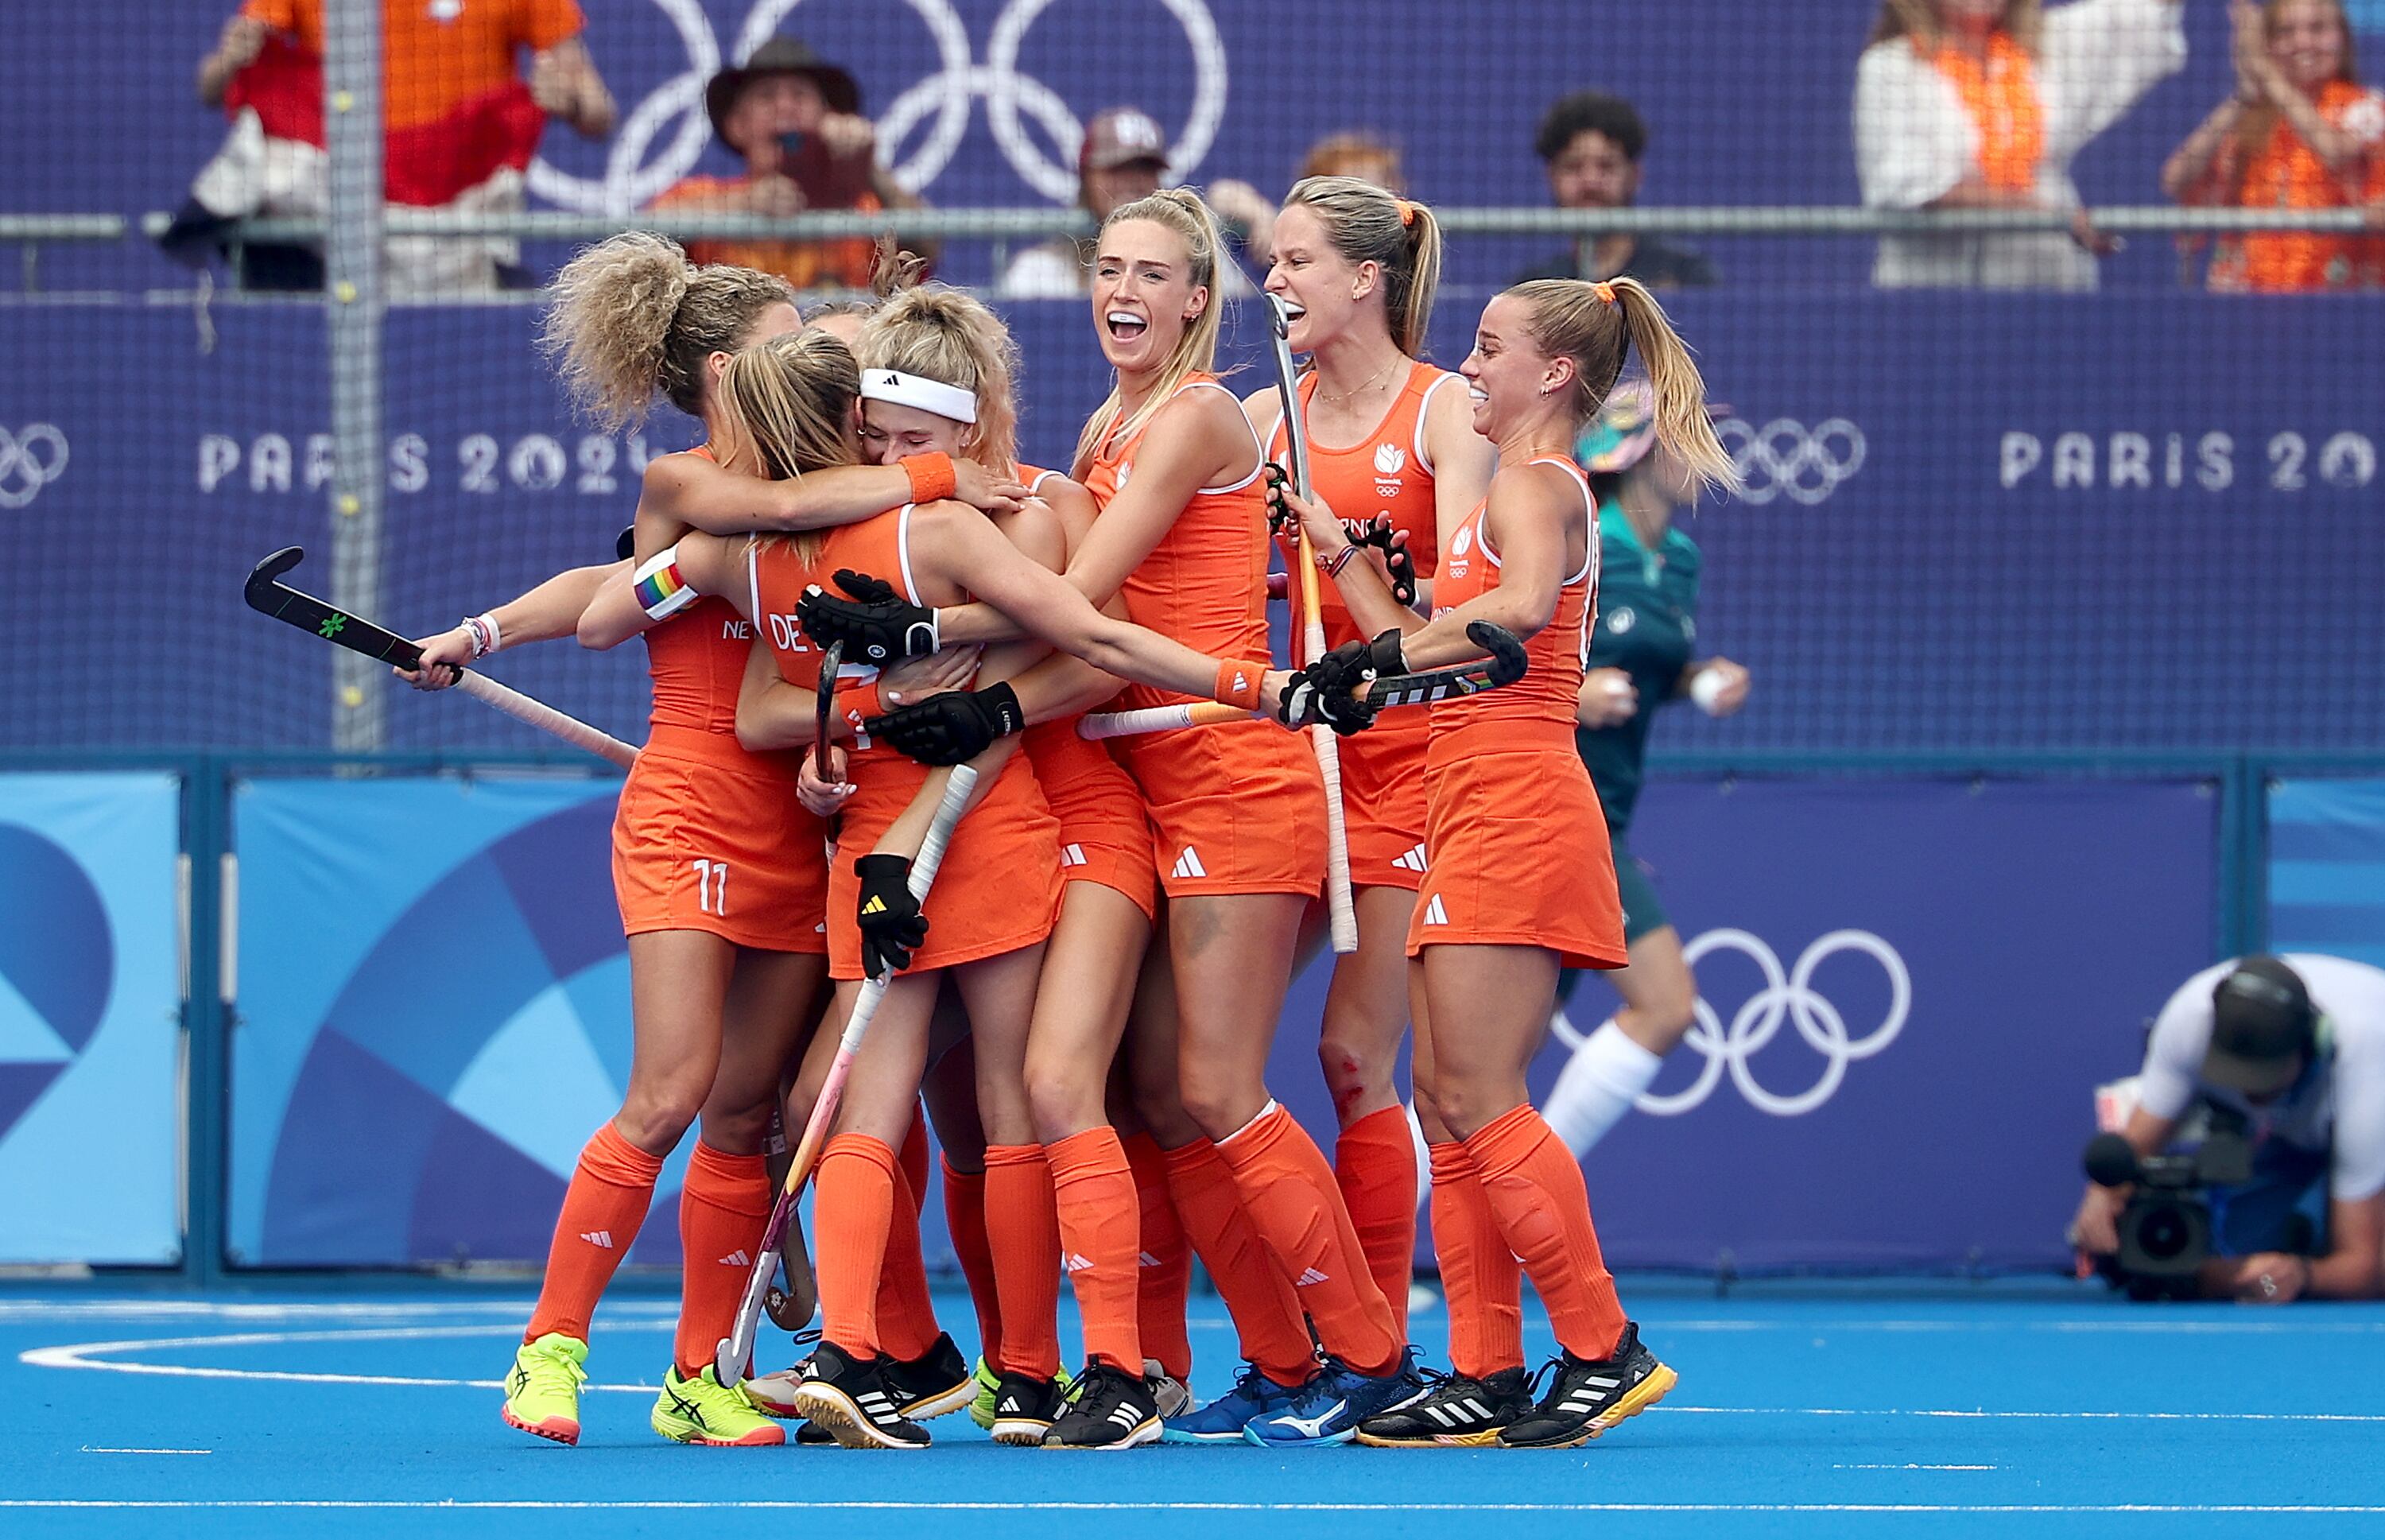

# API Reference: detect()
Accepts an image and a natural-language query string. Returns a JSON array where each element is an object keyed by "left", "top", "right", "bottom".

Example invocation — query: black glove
[
  {"left": 1361, "top": 626, "right": 1408, "bottom": 678},
  {"left": 795, "top": 569, "right": 939, "bottom": 665},
  {"left": 855, "top": 853, "right": 929, "bottom": 977},
  {"left": 864, "top": 681, "right": 1025, "bottom": 766},
  {"left": 1278, "top": 640, "right": 1380, "bottom": 736},
  {"left": 1262, "top": 462, "right": 1295, "bottom": 537},
  {"left": 1344, "top": 514, "right": 1418, "bottom": 608},
  {"left": 614, "top": 524, "right": 636, "bottom": 561}
]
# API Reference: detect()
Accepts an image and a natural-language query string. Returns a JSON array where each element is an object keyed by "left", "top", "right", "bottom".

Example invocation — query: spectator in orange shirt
[
  {"left": 198, "top": 0, "right": 612, "bottom": 139},
  {"left": 1297, "top": 132, "right": 1406, "bottom": 192},
  {"left": 2163, "top": 0, "right": 2385, "bottom": 291},
  {"left": 649, "top": 38, "right": 925, "bottom": 295}
]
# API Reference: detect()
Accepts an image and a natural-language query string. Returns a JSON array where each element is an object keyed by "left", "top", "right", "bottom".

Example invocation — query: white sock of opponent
[{"left": 1543, "top": 1019, "right": 1665, "bottom": 1156}]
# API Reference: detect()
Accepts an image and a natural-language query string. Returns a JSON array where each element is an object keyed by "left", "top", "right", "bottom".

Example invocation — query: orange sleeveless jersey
[
  {"left": 749, "top": 506, "right": 1060, "bottom": 979},
  {"left": 612, "top": 448, "right": 828, "bottom": 953},
  {"left": 1081, "top": 378, "right": 1324, "bottom": 899},
  {"left": 1406, "top": 457, "right": 1625, "bottom": 969},
  {"left": 1266, "top": 361, "right": 1461, "bottom": 890},
  {"left": 1014, "top": 464, "right": 1157, "bottom": 919}
]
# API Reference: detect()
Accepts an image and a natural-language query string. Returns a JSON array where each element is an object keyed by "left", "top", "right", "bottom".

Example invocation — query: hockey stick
[
  {"left": 815, "top": 639, "right": 845, "bottom": 854},
  {"left": 1266, "top": 293, "right": 1358, "bottom": 956},
  {"left": 243, "top": 547, "right": 637, "bottom": 769},
  {"left": 716, "top": 762, "right": 980, "bottom": 1385},
  {"left": 1078, "top": 620, "right": 1530, "bottom": 740}
]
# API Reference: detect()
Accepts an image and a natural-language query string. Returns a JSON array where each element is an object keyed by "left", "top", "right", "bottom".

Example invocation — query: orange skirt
[
  {"left": 1406, "top": 745, "right": 1625, "bottom": 970},
  {"left": 825, "top": 747, "right": 1061, "bottom": 980},
  {"left": 1333, "top": 709, "right": 1429, "bottom": 892},
  {"left": 1114, "top": 715, "right": 1326, "bottom": 899},
  {"left": 612, "top": 730, "right": 828, "bottom": 953}
]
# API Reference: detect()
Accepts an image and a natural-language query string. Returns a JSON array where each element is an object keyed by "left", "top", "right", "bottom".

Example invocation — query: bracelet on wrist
[
  {"left": 1322, "top": 544, "right": 1359, "bottom": 579},
  {"left": 463, "top": 613, "right": 501, "bottom": 658}
]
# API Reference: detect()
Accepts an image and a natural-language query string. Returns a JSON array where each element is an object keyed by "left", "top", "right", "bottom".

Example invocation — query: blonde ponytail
[
  {"left": 1072, "top": 187, "right": 1227, "bottom": 474},
  {"left": 715, "top": 328, "right": 866, "bottom": 564},
  {"left": 1279, "top": 176, "right": 1442, "bottom": 356},
  {"left": 1510, "top": 276, "right": 1736, "bottom": 499},
  {"left": 1607, "top": 280, "right": 1736, "bottom": 498},
  {"left": 540, "top": 231, "right": 794, "bottom": 429}
]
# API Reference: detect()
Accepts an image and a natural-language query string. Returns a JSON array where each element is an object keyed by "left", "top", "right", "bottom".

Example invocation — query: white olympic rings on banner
[
  {"left": 0, "top": 424, "right": 70, "bottom": 510},
  {"left": 1551, "top": 928, "right": 1910, "bottom": 1117},
  {"left": 529, "top": 0, "right": 1227, "bottom": 212},
  {"left": 1718, "top": 417, "right": 1867, "bottom": 506}
]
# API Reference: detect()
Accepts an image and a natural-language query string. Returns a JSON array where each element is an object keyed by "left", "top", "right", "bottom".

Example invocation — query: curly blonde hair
[{"left": 539, "top": 232, "right": 795, "bottom": 429}]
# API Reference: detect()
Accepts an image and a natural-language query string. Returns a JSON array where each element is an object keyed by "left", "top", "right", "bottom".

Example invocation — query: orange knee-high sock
[
  {"left": 1214, "top": 1103, "right": 1402, "bottom": 1373},
  {"left": 1122, "top": 1132, "right": 1192, "bottom": 1379},
  {"left": 1427, "top": 1140, "right": 1524, "bottom": 1379},
  {"left": 941, "top": 1155, "right": 1002, "bottom": 1367},
  {"left": 1462, "top": 1104, "right": 1627, "bottom": 1362},
  {"left": 673, "top": 1142, "right": 774, "bottom": 1376},
  {"left": 1159, "top": 1138, "right": 1316, "bottom": 1387},
  {"left": 1334, "top": 1106, "right": 1418, "bottom": 1343},
  {"left": 874, "top": 1158, "right": 938, "bottom": 1363},
  {"left": 526, "top": 1122, "right": 665, "bottom": 1344},
  {"left": 1047, "top": 1127, "right": 1142, "bottom": 1372},
  {"left": 815, "top": 1133, "right": 898, "bottom": 1358},
  {"left": 983, "top": 1144, "right": 1062, "bottom": 1378}
]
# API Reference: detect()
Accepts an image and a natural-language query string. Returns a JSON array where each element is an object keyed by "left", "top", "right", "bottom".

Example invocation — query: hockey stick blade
[
  {"left": 244, "top": 546, "right": 428, "bottom": 670},
  {"left": 1362, "top": 621, "right": 1529, "bottom": 708}
]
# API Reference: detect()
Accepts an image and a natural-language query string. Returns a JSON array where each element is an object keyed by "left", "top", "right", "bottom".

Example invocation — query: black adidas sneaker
[
  {"left": 1355, "top": 1365, "right": 1534, "bottom": 1447},
  {"left": 1497, "top": 1322, "right": 1677, "bottom": 1449},
  {"left": 1044, "top": 1361, "right": 1161, "bottom": 1449},
  {"left": 789, "top": 1340, "right": 931, "bottom": 1449},
  {"left": 880, "top": 1332, "right": 975, "bottom": 1420},
  {"left": 987, "top": 1367, "right": 1072, "bottom": 1446}
]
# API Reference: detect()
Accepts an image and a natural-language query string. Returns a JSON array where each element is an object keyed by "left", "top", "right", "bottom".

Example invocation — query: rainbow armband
[{"left": 632, "top": 545, "right": 699, "bottom": 621}]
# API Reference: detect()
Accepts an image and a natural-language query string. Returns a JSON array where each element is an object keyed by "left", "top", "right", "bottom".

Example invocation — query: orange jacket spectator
[{"left": 2165, "top": 0, "right": 2385, "bottom": 292}]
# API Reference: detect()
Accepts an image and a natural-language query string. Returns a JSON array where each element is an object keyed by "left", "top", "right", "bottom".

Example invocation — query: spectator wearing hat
[
  {"left": 1514, "top": 91, "right": 1715, "bottom": 289},
  {"left": 997, "top": 106, "right": 1261, "bottom": 297},
  {"left": 650, "top": 37, "right": 926, "bottom": 293}
]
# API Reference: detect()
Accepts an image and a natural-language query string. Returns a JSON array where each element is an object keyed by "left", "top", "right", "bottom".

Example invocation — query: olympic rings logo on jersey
[
  {"left": 1718, "top": 417, "right": 1866, "bottom": 506},
  {"left": 1552, "top": 928, "right": 1910, "bottom": 1117},
  {"left": 0, "top": 424, "right": 69, "bottom": 510},
  {"left": 529, "top": 0, "right": 1227, "bottom": 212}
]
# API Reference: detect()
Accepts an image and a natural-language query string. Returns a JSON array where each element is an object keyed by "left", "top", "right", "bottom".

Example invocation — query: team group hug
[{"left": 401, "top": 173, "right": 1737, "bottom": 1451}]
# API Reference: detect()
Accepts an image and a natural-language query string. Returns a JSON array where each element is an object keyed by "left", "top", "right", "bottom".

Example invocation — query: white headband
[{"left": 859, "top": 368, "right": 979, "bottom": 425}]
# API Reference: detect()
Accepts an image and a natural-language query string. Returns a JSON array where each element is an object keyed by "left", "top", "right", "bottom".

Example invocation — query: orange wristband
[
  {"left": 836, "top": 678, "right": 884, "bottom": 729},
  {"left": 1212, "top": 659, "right": 1267, "bottom": 711},
  {"left": 900, "top": 452, "right": 956, "bottom": 505}
]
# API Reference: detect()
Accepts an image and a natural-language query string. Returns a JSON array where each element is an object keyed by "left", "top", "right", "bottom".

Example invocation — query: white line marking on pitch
[
  {"left": 23, "top": 1323, "right": 2385, "bottom": 1422},
  {"left": 1834, "top": 1463, "right": 1997, "bottom": 1470},
  {"left": 77, "top": 1448, "right": 211, "bottom": 1456},
  {"left": 5, "top": 1501, "right": 2385, "bottom": 1515}
]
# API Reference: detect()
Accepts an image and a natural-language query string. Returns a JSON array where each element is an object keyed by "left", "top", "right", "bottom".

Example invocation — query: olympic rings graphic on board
[
  {"left": 1550, "top": 928, "right": 1910, "bottom": 1117},
  {"left": 529, "top": 0, "right": 1226, "bottom": 212},
  {"left": 0, "top": 424, "right": 69, "bottom": 510},
  {"left": 1718, "top": 417, "right": 1866, "bottom": 506}
]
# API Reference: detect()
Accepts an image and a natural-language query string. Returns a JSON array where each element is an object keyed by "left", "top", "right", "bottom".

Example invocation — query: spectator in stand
[
  {"left": 2163, "top": 0, "right": 2385, "bottom": 290},
  {"left": 650, "top": 38, "right": 928, "bottom": 294},
  {"left": 188, "top": 0, "right": 612, "bottom": 293},
  {"left": 1298, "top": 131, "right": 1406, "bottom": 192},
  {"left": 997, "top": 107, "right": 1262, "bottom": 297},
  {"left": 1514, "top": 91, "right": 1714, "bottom": 289},
  {"left": 1855, "top": 0, "right": 2186, "bottom": 290}
]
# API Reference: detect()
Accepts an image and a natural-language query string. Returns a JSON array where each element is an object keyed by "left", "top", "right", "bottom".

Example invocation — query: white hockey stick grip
[{"left": 456, "top": 672, "right": 638, "bottom": 768}]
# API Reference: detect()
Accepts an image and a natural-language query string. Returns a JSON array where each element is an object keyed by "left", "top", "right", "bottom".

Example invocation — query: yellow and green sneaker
[
  {"left": 967, "top": 1356, "right": 1003, "bottom": 1430},
  {"left": 651, "top": 1363, "right": 787, "bottom": 1447},
  {"left": 502, "top": 1332, "right": 588, "bottom": 1446}
]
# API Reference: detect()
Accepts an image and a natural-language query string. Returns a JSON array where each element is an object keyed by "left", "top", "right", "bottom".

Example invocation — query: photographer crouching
[{"left": 2073, "top": 956, "right": 2385, "bottom": 1303}]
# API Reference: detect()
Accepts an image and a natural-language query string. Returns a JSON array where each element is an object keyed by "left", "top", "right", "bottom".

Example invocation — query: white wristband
[{"left": 464, "top": 612, "right": 502, "bottom": 658}]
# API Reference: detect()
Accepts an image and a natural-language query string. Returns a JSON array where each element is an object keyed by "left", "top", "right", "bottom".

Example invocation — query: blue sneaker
[
  {"left": 1244, "top": 1350, "right": 1427, "bottom": 1448},
  {"left": 1159, "top": 1361, "right": 1306, "bottom": 1444}
]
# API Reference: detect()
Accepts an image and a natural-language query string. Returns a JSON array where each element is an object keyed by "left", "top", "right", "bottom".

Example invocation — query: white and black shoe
[
  {"left": 789, "top": 1340, "right": 931, "bottom": 1449},
  {"left": 1355, "top": 1366, "right": 1533, "bottom": 1447},
  {"left": 880, "top": 1332, "right": 976, "bottom": 1420},
  {"left": 1497, "top": 1322, "right": 1676, "bottom": 1449},
  {"left": 1044, "top": 1361, "right": 1161, "bottom": 1449},
  {"left": 987, "top": 1367, "right": 1071, "bottom": 1446}
]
